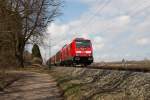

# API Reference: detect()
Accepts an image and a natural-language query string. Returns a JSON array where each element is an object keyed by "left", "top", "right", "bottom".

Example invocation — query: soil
[{"left": 0, "top": 71, "right": 63, "bottom": 100}]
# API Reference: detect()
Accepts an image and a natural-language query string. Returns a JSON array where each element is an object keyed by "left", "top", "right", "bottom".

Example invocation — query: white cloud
[
  {"left": 92, "top": 37, "right": 104, "bottom": 50},
  {"left": 47, "top": 23, "right": 69, "bottom": 39},
  {"left": 117, "top": 15, "right": 130, "bottom": 25},
  {"left": 42, "top": 0, "right": 150, "bottom": 61},
  {"left": 136, "top": 37, "right": 150, "bottom": 45}
]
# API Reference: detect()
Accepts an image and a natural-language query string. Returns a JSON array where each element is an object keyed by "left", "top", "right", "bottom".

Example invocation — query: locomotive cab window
[{"left": 75, "top": 40, "right": 91, "bottom": 48}]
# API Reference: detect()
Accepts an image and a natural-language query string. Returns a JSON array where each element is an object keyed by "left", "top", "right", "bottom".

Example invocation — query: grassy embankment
[{"left": 48, "top": 67, "right": 150, "bottom": 100}]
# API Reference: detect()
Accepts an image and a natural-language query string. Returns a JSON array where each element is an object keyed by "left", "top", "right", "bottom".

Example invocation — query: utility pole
[{"left": 49, "top": 33, "right": 51, "bottom": 68}]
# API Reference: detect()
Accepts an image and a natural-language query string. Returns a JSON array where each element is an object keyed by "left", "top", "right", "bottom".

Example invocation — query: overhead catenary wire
[
  {"left": 77, "top": 0, "right": 150, "bottom": 35},
  {"left": 83, "top": 0, "right": 150, "bottom": 35},
  {"left": 126, "top": 0, "right": 150, "bottom": 15},
  {"left": 46, "top": 0, "right": 150, "bottom": 59},
  {"left": 74, "top": 0, "right": 111, "bottom": 37},
  {"left": 70, "top": 0, "right": 101, "bottom": 38},
  {"left": 48, "top": 0, "right": 111, "bottom": 47},
  {"left": 45, "top": 0, "right": 111, "bottom": 59},
  {"left": 130, "top": 3, "right": 150, "bottom": 17}
]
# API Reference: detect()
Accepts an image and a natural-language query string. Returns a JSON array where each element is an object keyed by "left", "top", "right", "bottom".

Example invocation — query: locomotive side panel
[{"left": 55, "top": 51, "right": 61, "bottom": 65}]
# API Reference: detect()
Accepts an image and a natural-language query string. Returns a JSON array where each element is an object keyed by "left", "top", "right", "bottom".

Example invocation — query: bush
[
  {"left": 32, "top": 57, "right": 43, "bottom": 65},
  {"left": 32, "top": 44, "right": 42, "bottom": 59}
]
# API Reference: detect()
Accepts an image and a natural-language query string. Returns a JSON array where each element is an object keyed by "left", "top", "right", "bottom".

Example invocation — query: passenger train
[{"left": 46, "top": 38, "right": 93, "bottom": 66}]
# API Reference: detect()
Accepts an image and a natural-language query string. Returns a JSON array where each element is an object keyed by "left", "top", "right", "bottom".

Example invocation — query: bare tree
[
  {"left": 0, "top": 0, "right": 62, "bottom": 67},
  {"left": 0, "top": 0, "right": 18, "bottom": 68}
]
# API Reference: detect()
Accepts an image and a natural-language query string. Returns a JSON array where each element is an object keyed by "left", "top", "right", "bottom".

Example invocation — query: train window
[{"left": 76, "top": 40, "right": 91, "bottom": 48}]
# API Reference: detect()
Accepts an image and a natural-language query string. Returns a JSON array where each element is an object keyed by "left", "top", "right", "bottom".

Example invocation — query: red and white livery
[{"left": 47, "top": 38, "right": 93, "bottom": 66}]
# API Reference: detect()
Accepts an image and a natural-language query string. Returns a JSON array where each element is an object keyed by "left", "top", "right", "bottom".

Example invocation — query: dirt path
[{"left": 0, "top": 71, "right": 63, "bottom": 100}]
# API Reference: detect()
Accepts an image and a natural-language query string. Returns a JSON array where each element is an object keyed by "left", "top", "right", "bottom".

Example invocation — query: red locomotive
[{"left": 47, "top": 38, "right": 93, "bottom": 66}]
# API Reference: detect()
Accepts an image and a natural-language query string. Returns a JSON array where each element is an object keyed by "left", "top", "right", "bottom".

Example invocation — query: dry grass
[
  {"left": 92, "top": 61, "right": 150, "bottom": 71},
  {"left": 0, "top": 71, "right": 20, "bottom": 91},
  {"left": 49, "top": 67, "right": 150, "bottom": 100}
]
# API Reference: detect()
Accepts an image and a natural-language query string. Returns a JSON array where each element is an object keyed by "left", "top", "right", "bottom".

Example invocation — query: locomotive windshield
[{"left": 76, "top": 40, "right": 91, "bottom": 48}]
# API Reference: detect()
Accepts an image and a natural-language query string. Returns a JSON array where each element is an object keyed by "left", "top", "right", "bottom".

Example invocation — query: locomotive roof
[
  {"left": 62, "top": 44, "right": 67, "bottom": 48},
  {"left": 74, "top": 38, "right": 90, "bottom": 41}
]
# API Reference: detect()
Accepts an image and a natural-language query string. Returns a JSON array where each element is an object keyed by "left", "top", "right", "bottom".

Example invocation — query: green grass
[{"left": 48, "top": 69, "right": 88, "bottom": 100}]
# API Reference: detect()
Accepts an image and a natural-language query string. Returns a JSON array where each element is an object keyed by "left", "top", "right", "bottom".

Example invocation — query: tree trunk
[
  {"left": 16, "top": 50, "right": 24, "bottom": 67},
  {"left": 15, "top": 38, "right": 25, "bottom": 68}
]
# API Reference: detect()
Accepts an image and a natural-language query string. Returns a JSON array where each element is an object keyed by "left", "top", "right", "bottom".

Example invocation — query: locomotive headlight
[
  {"left": 75, "top": 57, "right": 80, "bottom": 60},
  {"left": 76, "top": 53, "right": 80, "bottom": 56},
  {"left": 85, "top": 51, "right": 91, "bottom": 53},
  {"left": 76, "top": 51, "right": 81, "bottom": 53}
]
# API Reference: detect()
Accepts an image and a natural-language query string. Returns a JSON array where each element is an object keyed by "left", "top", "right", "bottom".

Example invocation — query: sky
[{"left": 41, "top": 0, "right": 150, "bottom": 62}]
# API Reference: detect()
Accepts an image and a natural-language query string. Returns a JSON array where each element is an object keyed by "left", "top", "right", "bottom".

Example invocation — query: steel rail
[{"left": 51, "top": 65, "right": 150, "bottom": 73}]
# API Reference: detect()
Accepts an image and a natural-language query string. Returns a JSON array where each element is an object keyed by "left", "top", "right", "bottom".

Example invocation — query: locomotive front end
[{"left": 74, "top": 38, "right": 93, "bottom": 66}]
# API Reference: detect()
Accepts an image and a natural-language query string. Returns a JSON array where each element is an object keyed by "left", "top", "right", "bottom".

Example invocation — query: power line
[
  {"left": 75, "top": 0, "right": 111, "bottom": 36},
  {"left": 99, "top": 1, "right": 150, "bottom": 35},
  {"left": 78, "top": 0, "right": 150, "bottom": 35},
  {"left": 70, "top": 0, "right": 107, "bottom": 38},
  {"left": 97, "top": 1, "right": 150, "bottom": 31},
  {"left": 46, "top": 0, "right": 150, "bottom": 59},
  {"left": 49, "top": 0, "right": 111, "bottom": 43},
  {"left": 127, "top": 0, "right": 150, "bottom": 14},
  {"left": 130, "top": 3, "right": 150, "bottom": 17},
  {"left": 44, "top": 0, "right": 109, "bottom": 60},
  {"left": 46, "top": 0, "right": 111, "bottom": 57}
]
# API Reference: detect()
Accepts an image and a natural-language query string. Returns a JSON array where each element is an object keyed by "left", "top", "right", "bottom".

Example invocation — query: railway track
[
  {"left": 87, "top": 65, "right": 150, "bottom": 72},
  {"left": 54, "top": 64, "right": 150, "bottom": 72}
]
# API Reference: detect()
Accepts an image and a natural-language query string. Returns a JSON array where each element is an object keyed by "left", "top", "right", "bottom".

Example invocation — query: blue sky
[
  {"left": 42, "top": 0, "right": 150, "bottom": 62},
  {"left": 58, "top": 0, "right": 89, "bottom": 23}
]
